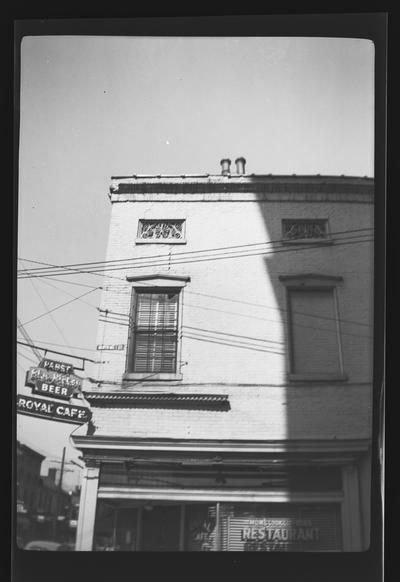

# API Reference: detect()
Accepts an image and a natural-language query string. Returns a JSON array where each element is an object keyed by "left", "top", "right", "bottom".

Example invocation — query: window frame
[
  {"left": 124, "top": 275, "right": 189, "bottom": 381},
  {"left": 135, "top": 219, "right": 187, "bottom": 245},
  {"left": 281, "top": 219, "right": 333, "bottom": 245},
  {"left": 279, "top": 275, "right": 347, "bottom": 382}
]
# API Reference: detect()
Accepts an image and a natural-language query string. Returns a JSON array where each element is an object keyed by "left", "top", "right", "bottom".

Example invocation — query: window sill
[
  {"left": 135, "top": 239, "right": 187, "bottom": 245},
  {"left": 288, "top": 373, "right": 348, "bottom": 383},
  {"left": 123, "top": 372, "right": 183, "bottom": 381},
  {"left": 282, "top": 239, "right": 334, "bottom": 245}
]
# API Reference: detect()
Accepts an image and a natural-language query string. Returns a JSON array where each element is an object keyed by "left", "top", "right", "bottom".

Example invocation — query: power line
[
  {"left": 98, "top": 292, "right": 372, "bottom": 330},
  {"left": 16, "top": 235, "right": 373, "bottom": 289},
  {"left": 98, "top": 303, "right": 372, "bottom": 340},
  {"left": 182, "top": 333, "right": 284, "bottom": 355},
  {"left": 37, "top": 277, "right": 100, "bottom": 309},
  {"left": 184, "top": 325, "right": 285, "bottom": 346},
  {"left": 17, "top": 340, "right": 96, "bottom": 364},
  {"left": 17, "top": 338, "right": 97, "bottom": 352},
  {"left": 18, "top": 226, "right": 373, "bottom": 273},
  {"left": 17, "top": 227, "right": 373, "bottom": 277},
  {"left": 20, "top": 260, "right": 81, "bottom": 359},
  {"left": 88, "top": 235, "right": 373, "bottom": 275},
  {"left": 21, "top": 287, "right": 101, "bottom": 326},
  {"left": 19, "top": 235, "right": 373, "bottom": 280},
  {"left": 17, "top": 318, "right": 42, "bottom": 361}
]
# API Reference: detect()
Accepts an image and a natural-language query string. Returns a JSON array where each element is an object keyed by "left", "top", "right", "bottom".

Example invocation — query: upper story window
[
  {"left": 136, "top": 219, "right": 186, "bottom": 244},
  {"left": 130, "top": 289, "right": 180, "bottom": 374},
  {"left": 124, "top": 274, "right": 190, "bottom": 381},
  {"left": 279, "top": 274, "right": 346, "bottom": 382},
  {"left": 282, "top": 219, "right": 331, "bottom": 244}
]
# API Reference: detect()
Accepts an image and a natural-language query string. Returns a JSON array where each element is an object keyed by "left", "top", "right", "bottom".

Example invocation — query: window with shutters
[
  {"left": 127, "top": 289, "right": 180, "bottom": 377},
  {"left": 279, "top": 275, "right": 347, "bottom": 382}
]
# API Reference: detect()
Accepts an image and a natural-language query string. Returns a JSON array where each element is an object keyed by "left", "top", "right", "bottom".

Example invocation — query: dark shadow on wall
[{"left": 250, "top": 174, "right": 374, "bottom": 552}]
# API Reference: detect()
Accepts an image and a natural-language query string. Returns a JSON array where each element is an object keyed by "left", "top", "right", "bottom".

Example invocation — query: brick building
[
  {"left": 16, "top": 441, "right": 72, "bottom": 545},
  {"left": 72, "top": 158, "right": 374, "bottom": 551}
]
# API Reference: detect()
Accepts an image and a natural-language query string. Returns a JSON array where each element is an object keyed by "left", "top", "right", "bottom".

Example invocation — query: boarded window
[
  {"left": 289, "top": 289, "right": 341, "bottom": 375},
  {"left": 130, "top": 290, "right": 179, "bottom": 373}
]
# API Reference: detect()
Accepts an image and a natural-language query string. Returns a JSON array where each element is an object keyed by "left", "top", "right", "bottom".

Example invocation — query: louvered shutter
[{"left": 132, "top": 291, "right": 179, "bottom": 373}]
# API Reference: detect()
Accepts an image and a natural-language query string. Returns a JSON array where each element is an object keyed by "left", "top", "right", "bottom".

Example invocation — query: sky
[{"left": 16, "top": 35, "right": 375, "bottom": 474}]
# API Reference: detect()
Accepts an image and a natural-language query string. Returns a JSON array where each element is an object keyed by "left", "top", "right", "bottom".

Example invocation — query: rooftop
[{"left": 111, "top": 173, "right": 373, "bottom": 181}]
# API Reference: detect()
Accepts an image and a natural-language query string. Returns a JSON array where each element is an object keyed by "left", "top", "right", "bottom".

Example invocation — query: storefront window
[
  {"left": 185, "top": 504, "right": 216, "bottom": 551},
  {"left": 219, "top": 503, "right": 342, "bottom": 551},
  {"left": 92, "top": 500, "right": 342, "bottom": 551},
  {"left": 93, "top": 502, "right": 138, "bottom": 551}
]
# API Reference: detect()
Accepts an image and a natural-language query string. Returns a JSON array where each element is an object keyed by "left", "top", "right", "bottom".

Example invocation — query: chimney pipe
[
  {"left": 220, "top": 158, "right": 231, "bottom": 176},
  {"left": 235, "top": 157, "right": 246, "bottom": 174}
]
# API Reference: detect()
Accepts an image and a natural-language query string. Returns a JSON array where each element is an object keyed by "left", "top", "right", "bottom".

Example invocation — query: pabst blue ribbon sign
[{"left": 18, "top": 357, "right": 91, "bottom": 425}]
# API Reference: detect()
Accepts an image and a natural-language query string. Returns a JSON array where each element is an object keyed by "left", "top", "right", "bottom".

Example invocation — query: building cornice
[
  {"left": 109, "top": 175, "right": 374, "bottom": 199},
  {"left": 83, "top": 392, "right": 229, "bottom": 409},
  {"left": 71, "top": 435, "right": 371, "bottom": 455}
]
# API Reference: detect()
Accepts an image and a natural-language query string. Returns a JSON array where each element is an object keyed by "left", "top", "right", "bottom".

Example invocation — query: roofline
[
  {"left": 17, "top": 441, "right": 46, "bottom": 460},
  {"left": 111, "top": 174, "right": 374, "bottom": 181}
]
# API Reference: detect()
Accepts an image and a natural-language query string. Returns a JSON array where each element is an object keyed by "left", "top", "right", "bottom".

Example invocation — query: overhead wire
[
  {"left": 96, "top": 302, "right": 372, "bottom": 340},
  {"left": 17, "top": 340, "right": 96, "bottom": 364},
  {"left": 16, "top": 230, "right": 374, "bottom": 373},
  {"left": 16, "top": 338, "right": 97, "bottom": 352},
  {"left": 17, "top": 228, "right": 373, "bottom": 279},
  {"left": 17, "top": 227, "right": 373, "bottom": 276},
  {"left": 21, "top": 287, "right": 101, "bottom": 326},
  {"left": 18, "top": 236, "right": 373, "bottom": 280},
  {"left": 37, "top": 277, "right": 100, "bottom": 309}
]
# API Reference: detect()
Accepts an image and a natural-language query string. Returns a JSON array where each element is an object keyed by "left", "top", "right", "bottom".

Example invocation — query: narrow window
[
  {"left": 288, "top": 289, "right": 341, "bottom": 375},
  {"left": 129, "top": 289, "right": 180, "bottom": 373}
]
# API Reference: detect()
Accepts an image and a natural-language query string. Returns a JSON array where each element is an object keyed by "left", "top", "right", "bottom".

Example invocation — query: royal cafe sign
[{"left": 17, "top": 358, "right": 92, "bottom": 425}]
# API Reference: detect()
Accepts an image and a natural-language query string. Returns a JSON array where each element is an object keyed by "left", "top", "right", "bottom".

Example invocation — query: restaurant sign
[
  {"left": 227, "top": 517, "right": 323, "bottom": 551},
  {"left": 17, "top": 394, "right": 92, "bottom": 425}
]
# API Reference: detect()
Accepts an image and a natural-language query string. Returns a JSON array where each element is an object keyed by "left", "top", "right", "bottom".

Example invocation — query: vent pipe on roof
[
  {"left": 220, "top": 158, "right": 231, "bottom": 176},
  {"left": 235, "top": 157, "right": 246, "bottom": 174}
]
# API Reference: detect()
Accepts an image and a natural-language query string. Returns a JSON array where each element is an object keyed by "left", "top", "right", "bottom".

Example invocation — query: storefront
[
  {"left": 92, "top": 500, "right": 342, "bottom": 552},
  {"left": 73, "top": 439, "right": 366, "bottom": 552}
]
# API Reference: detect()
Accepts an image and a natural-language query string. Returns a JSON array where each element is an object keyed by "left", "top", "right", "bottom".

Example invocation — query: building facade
[{"left": 73, "top": 158, "right": 374, "bottom": 552}]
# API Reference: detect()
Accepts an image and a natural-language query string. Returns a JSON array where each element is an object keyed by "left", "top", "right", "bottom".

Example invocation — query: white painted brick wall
[{"left": 90, "top": 193, "right": 374, "bottom": 441}]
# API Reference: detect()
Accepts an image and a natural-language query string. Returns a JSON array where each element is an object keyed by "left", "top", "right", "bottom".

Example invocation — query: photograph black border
[{"left": 10, "top": 11, "right": 388, "bottom": 582}]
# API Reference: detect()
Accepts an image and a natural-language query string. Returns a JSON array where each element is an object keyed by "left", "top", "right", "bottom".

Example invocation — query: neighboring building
[
  {"left": 72, "top": 158, "right": 374, "bottom": 552},
  {"left": 16, "top": 441, "right": 45, "bottom": 545},
  {"left": 16, "top": 441, "right": 73, "bottom": 545}
]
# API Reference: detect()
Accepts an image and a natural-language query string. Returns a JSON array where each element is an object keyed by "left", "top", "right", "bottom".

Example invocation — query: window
[
  {"left": 136, "top": 219, "right": 186, "bottom": 244},
  {"left": 280, "top": 275, "right": 346, "bottom": 381},
  {"left": 282, "top": 219, "right": 331, "bottom": 244},
  {"left": 124, "top": 274, "right": 190, "bottom": 381},
  {"left": 129, "top": 289, "right": 179, "bottom": 374}
]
